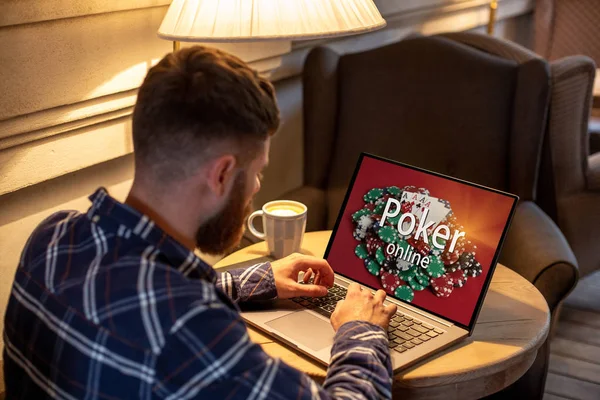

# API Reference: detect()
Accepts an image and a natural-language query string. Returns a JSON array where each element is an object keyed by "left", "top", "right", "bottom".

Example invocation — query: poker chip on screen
[
  {"left": 399, "top": 265, "right": 417, "bottom": 280},
  {"left": 464, "top": 260, "right": 483, "bottom": 277},
  {"left": 408, "top": 277, "right": 426, "bottom": 291},
  {"left": 430, "top": 245, "right": 444, "bottom": 257},
  {"left": 373, "top": 202, "right": 386, "bottom": 215},
  {"left": 386, "top": 186, "right": 402, "bottom": 197},
  {"left": 394, "top": 285, "right": 414, "bottom": 302},
  {"left": 441, "top": 249, "right": 460, "bottom": 266},
  {"left": 353, "top": 228, "right": 368, "bottom": 241},
  {"left": 366, "top": 236, "right": 384, "bottom": 256},
  {"left": 446, "top": 262, "right": 460, "bottom": 273},
  {"left": 387, "top": 213, "right": 402, "bottom": 226},
  {"left": 371, "top": 221, "right": 383, "bottom": 233},
  {"left": 357, "top": 215, "right": 374, "bottom": 232},
  {"left": 380, "top": 270, "right": 401, "bottom": 295},
  {"left": 458, "top": 252, "right": 476, "bottom": 269},
  {"left": 377, "top": 226, "right": 398, "bottom": 244},
  {"left": 355, "top": 244, "right": 369, "bottom": 260},
  {"left": 352, "top": 208, "right": 371, "bottom": 222},
  {"left": 379, "top": 257, "right": 395, "bottom": 270},
  {"left": 375, "top": 247, "right": 387, "bottom": 264},
  {"left": 351, "top": 186, "right": 485, "bottom": 303},
  {"left": 364, "top": 188, "right": 384, "bottom": 203},
  {"left": 425, "top": 255, "right": 445, "bottom": 278},
  {"left": 413, "top": 269, "right": 431, "bottom": 287},
  {"left": 430, "top": 275, "right": 454, "bottom": 298},
  {"left": 365, "top": 258, "right": 380, "bottom": 276},
  {"left": 447, "top": 269, "right": 468, "bottom": 287},
  {"left": 384, "top": 265, "right": 401, "bottom": 275}
]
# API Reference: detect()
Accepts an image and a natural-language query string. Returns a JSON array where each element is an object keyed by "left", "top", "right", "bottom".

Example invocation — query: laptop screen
[{"left": 324, "top": 153, "right": 518, "bottom": 332}]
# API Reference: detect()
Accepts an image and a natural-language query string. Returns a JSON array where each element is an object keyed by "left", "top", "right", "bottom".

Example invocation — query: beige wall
[{"left": 0, "top": 0, "right": 534, "bottom": 380}]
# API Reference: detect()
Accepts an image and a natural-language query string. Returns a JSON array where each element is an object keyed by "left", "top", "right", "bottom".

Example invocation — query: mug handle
[{"left": 247, "top": 210, "right": 266, "bottom": 240}]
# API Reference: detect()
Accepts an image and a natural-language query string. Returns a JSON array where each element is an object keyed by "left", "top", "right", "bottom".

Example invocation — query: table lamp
[
  {"left": 487, "top": 0, "right": 498, "bottom": 34},
  {"left": 158, "top": 0, "right": 386, "bottom": 51}
]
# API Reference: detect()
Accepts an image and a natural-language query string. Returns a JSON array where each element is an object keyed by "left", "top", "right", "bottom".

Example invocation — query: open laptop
[{"left": 237, "top": 153, "right": 518, "bottom": 372}]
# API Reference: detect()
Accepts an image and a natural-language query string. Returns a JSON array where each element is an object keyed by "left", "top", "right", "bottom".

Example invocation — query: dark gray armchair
[{"left": 284, "top": 33, "right": 579, "bottom": 399}]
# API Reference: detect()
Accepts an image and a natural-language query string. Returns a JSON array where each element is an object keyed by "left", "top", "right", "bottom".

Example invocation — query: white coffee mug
[{"left": 247, "top": 200, "right": 307, "bottom": 259}]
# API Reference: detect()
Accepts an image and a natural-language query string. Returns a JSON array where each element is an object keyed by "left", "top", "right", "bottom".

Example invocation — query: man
[{"left": 4, "top": 46, "right": 397, "bottom": 399}]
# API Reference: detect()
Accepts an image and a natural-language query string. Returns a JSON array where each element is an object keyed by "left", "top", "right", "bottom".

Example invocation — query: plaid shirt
[{"left": 4, "top": 188, "right": 392, "bottom": 399}]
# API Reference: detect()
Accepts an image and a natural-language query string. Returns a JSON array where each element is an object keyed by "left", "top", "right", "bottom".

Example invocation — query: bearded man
[{"left": 4, "top": 46, "right": 396, "bottom": 399}]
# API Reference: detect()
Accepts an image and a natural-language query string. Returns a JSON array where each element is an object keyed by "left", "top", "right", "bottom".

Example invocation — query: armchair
[
  {"left": 284, "top": 33, "right": 578, "bottom": 399},
  {"left": 534, "top": 0, "right": 600, "bottom": 226},
  {"left": 536, "top": 57, "right": 599, "bottom": 279}
]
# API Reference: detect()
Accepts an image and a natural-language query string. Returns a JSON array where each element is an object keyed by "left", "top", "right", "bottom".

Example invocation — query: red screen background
[{"left": 326, "top": 156, "right": 515, "bottom": 327}]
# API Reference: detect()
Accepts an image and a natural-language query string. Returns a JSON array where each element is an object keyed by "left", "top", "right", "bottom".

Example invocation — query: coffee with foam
[
  {"left": 265, "top": 202, "right": 305, "bottom": 217},
  {"left": 248, "top": 200, "right": 308, "bottom": 258},
  {"left": 269, "top": 209, "right": 299, "bottom": 217}
]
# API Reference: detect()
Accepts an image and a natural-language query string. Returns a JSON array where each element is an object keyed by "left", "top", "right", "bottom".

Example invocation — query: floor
[{"left": 543, "top": 272, "right": 600, "bottom": 400}]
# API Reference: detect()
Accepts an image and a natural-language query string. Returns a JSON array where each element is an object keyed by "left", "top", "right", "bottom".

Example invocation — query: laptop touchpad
[{"left": 265, "top": 311, "right": 335, "bottom": 351}]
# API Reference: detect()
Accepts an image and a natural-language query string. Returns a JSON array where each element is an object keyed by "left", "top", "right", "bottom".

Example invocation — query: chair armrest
[
  {"left": 499, "top": 201, "right": 579, "bottom": 314},
  {"left": 280, "top": 185, "right": 327, "bottom": 232},
  {"left": 587, "top": 152, "right": 600, "bottom": 190}
]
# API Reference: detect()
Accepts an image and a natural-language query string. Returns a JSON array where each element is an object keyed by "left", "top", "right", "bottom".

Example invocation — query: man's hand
[
  {"left": 330, "top": 283, "right": 397, "bottom": 331},
  {"left": 271, "top": 253, "right": 335, "bottom": 299}
]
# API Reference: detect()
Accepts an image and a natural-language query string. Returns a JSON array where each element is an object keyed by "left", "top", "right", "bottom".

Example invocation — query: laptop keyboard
[{"left": 291, "top": 284, "right": 444, "bottom": 354}]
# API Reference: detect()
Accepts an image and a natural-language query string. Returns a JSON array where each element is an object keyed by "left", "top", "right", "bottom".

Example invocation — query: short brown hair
[{"left": 132, "top": 46, "right": 280, "bottom": 181}]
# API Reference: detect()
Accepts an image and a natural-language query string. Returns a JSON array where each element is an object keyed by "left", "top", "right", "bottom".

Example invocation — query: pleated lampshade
[{"left": 158, "top": 0, "right": 386, "bottom": 42}]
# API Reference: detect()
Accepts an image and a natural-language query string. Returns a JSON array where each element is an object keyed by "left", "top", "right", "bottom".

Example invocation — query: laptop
[{"left": 237, "top": 153, "right": 518, "bottom": 372}]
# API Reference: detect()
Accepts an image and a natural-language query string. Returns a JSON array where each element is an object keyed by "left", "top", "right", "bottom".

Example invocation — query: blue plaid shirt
[{"left": 4, "top": 188, "right": 392, "bottom": 399}]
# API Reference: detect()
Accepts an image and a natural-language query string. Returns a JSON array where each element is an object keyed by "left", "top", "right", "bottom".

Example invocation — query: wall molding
[
  {"left": 0, "top": 0, "right": 534, "bottom": 196},
  {"left": 0, "top": 89, "right": 137, "bottom": 149},
  {"left": 0, "top": 116, "right": 133, "bottom": 195}
]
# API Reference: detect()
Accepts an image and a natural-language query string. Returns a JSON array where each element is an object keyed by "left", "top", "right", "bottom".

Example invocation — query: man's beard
[{"left": 195, "top": 173, "right": 253, "bottom": 255}]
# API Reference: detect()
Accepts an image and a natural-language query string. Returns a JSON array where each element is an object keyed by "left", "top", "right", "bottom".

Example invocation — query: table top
[{"left": 215, "top": 231, "right": 550, "bottom": 399}]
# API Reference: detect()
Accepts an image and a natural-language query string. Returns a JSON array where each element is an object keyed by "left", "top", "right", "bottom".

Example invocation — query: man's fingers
[
  {"left": 293, "top": 257, "right": 335, "bottom": 288},
  {"left": 311, "top": 260, "right": 335, "bottom": 287},
  {"left": 374, "top": 289, "right": 386, "bottom": 304},
  {"left": 385, "top": 303, "right": 398, "bottom": 316},
  {"left": 333, "top": 299, "right": 344, "bottom": 312},
  {"left": 346, "top": 282, "right": 361, "bottom": 296},
  {"left": 293, "top": 283, "right": 328, "bottom": 297},
  {"left": 314, "top": 271, "right": 322, "bottom": 286},
  {"left": 302, "top": 269, "right": 313, "bottom": 283}
]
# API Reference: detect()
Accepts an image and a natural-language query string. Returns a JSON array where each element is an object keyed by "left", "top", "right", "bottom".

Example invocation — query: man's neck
[{"left": 125, "top": 185, "right": 197, "bottom": 251}]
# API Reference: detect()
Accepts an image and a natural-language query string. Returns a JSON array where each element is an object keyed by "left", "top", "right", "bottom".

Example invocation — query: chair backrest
[{"left": 303, "top": 34, "right": 551, "bottom": 227}]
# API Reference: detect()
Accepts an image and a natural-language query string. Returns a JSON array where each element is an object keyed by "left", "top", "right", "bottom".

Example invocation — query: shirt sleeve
[
  {"left": 152, "top": 296, "right": 393, "bottom": 400},
  {"left": 215, "top": 262, "right": 278, "bottom": 302}
]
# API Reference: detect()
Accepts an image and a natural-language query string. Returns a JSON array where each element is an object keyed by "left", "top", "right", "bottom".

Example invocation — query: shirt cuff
[
  {"left": 332, "top": 320, "right": 389, "bottom": 353},
  {"left": 219, "top": 262, "right": 278, "bottom": 302}
]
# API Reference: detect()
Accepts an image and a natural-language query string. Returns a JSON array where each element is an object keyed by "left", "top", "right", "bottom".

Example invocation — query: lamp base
[{"left": 487, "top": 1, "right": 498, "bottom": 35}]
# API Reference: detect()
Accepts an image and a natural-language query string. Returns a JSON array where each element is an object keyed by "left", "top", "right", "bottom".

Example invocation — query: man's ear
[{"left": 204, "top": 154, "right": 237, "bottom": 197}]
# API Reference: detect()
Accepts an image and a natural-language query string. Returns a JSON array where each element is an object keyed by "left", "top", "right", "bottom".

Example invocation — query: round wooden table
[{"left": 214, "top": 231, "right": 550, "bottom": 399}]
